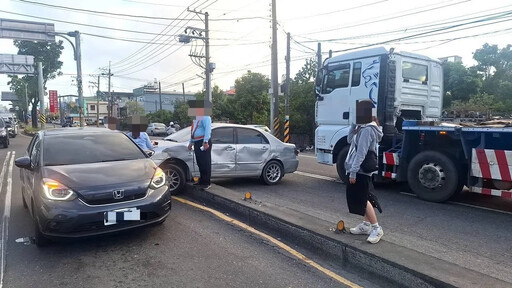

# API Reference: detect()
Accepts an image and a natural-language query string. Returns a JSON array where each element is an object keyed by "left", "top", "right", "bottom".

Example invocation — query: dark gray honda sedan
[{"left": 16, "top": 128, "right": 171, "bottom": 247}]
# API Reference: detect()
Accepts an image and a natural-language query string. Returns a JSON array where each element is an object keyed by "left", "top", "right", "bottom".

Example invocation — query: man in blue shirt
[
  {"left": 187, "top": 100, "right": 213, "bottom": 189},
  {"left": 125, "top": 116, "right": 154, "bottom": 151}
]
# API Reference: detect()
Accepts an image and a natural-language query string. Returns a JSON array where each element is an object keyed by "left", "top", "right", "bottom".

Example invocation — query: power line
[
  {"left": 296, "top": 0, "right": 470, "bottom": 37},
  {"left": 13, "top": 0, "right": 269, "bottom": 22},
  {"left": 280, "top": 0, "right": 388, "bottom": 21}
]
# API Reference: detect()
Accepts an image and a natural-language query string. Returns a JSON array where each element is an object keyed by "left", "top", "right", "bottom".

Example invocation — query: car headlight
[
  {"left": 42, "top": 178, "right": 77, "bottom": 201},
  {"left": 149, "top": 167, "right": 166, "bottom": 189}
]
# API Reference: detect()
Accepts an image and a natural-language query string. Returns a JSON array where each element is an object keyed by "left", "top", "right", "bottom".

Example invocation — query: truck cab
[{"left": 314, "top": 47, "right": 443, "bottom": 181}]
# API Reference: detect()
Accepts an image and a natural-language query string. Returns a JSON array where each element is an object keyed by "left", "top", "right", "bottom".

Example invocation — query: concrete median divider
[{"left": 185, "top": 184, "right": 510, "bottom": 288}]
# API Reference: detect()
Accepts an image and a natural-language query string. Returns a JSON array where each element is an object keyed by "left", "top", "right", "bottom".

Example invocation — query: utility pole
[
  {"left": 108, "top": 61, "right": 112, "bottom": 118},
  {"left": 317, "top": 43, "right": 322, "bottom": 70},
  {"left": 70, "top": 31, "right": 84, "bottom": 127},
  {"left": 205, "top": 12, "right": 212, "bottom": 103},
  {"left": 182, "top": 82, "right": 186, "bottom": 102},
  {"left": 97, "top": 75, "right": 100, "bottom": 127},
  {"left": 284, "top": 32, "right": 291, "bottom": 143},
  {"left": 178, "top": 10, "right": 214, "bottom": 104},
  {"left": 271, "top": 0, "right": 279, "bottom": 136},
  {"left": 159, "top": 81, "right": 162, "bottom": 111},
  {"left": 23, "top": 81, "right": 28, "bottom": 124},
  {"left": 154, "top": 100, "right": 157, "bottom": 112},
  {"left": 37, "top": 62, "right": 45, "bottom": 129}
]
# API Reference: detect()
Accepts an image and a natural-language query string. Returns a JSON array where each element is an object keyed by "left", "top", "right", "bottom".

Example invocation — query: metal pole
[
  {"left": 284, "top": 32, "right": 291, "bottom": 143},
  {"left": 73, "top": 31, "right": 84, "bottom": 127},
  {"left": 159, "top": 81, "right": 162, "bottom": 111},
  {"left": 271, "top": 0, "right": 279, "bottom": 136},
  {"left": 182, "top": 82, "right": 186, "bottom": 102},
  {"left": 154, "top": 100, "right": 157, "bottom": 112},
  {"left": 317, "top": 43, "right": 322, "bottom": 70},
  {"left": 97, "top": 75, "right": 100, "bottom": 127},
  {"left": 205, "top": 12, "right": 212, "bottom": 103},
  {"left": 24, "top": 82, "right": 28, "bottom": 124},
  {"left": 108, "top": 61, "right": 112, "bottom": 118},
  {"left": 37, "top": 62, "right": 45, "bottom": 129}
]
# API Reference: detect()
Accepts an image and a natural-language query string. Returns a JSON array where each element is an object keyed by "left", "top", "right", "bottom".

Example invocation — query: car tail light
[{"left": 42, "top": 178, "right": 77, "bottom": 201}]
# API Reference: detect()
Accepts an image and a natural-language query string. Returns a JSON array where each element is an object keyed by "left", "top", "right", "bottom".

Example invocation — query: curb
[{"left": 185, "top": 184, "right": 510, "bottom": 288}]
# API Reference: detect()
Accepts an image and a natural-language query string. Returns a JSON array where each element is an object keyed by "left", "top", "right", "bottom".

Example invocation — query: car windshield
[
  {"left": 43, "top": 133, "right": 146, "bottom": 166},
  {"left": 164, "top": 126, "right": 190, "bottom": 142}
]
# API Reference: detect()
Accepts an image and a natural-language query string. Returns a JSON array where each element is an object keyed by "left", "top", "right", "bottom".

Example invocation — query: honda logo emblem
[{"left": 112, "top": 189, "right": 124, "bottom": 199}]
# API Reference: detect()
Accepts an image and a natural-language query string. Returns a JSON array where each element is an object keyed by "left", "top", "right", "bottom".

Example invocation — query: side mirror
[
  {"left": 15, "top": 156, "right": 32, "bottom": 170},
  {"left": 145, "top": 150, "right": 155, "bottom": 157}
]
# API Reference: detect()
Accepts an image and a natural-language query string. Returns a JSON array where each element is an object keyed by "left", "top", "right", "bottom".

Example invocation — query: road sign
[
  {"left": 49, "top": 90, "right": 58, "bottom": 113},
  {"left": 0, "top": 54, "right": 35, "bottom": 75},
  {"left": 1, "top": 91, "right": 18, "bottom": 101},
  {"left": 0, "top": 18, "right": 55, "bottom": 42}
]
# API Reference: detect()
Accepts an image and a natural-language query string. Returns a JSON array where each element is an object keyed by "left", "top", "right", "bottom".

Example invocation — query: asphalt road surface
[
  {"left": 0, "top": 133, "right": 378, "bottom": 288},
  {"left": 214, "top": 153, "right": 512, "bottom": 284}
]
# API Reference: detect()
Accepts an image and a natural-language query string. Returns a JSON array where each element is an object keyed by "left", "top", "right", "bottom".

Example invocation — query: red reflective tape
[
  {"left": 502, "top": 191, "right": 512, "bottom": 198},
  {"left": 384, "top": 153, "right": 395, "bottom": 165},
  {"left": 384, "top": 172, "right": 392, "bottom": 178},
  {"left": 475, "top": 149, "right": 492, "bottom": 179},
  {"left": 494, "top": 150, "right": 512, "bottom": 182},
  {"left": 481, "top": 188, "right": 492, "bottom": 195}
]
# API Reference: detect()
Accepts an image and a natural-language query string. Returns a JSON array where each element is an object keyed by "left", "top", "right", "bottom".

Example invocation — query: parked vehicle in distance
[
  {"left": 2, "top": 117, "right": 17, "bottom": 138},
  {"left": 151, "top": 123, "right": 299, "bottom": 194},
  {"left": 15, "top": 128, "right": 171, "bottom": 246},
  {"left": 147, "top": 123, "right": 167, "bottom": 136},
  {"left": 0, "top": 118, "right": 9, "bottom": 148}
]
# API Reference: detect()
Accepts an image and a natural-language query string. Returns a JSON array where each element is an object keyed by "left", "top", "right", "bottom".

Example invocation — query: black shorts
[{"left": 346, "top": 173, "right": 372, "bottom": 216}]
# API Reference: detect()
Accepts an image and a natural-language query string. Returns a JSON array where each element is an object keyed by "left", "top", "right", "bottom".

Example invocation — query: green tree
[
  {"left": 125, "top": 101, "right": 145, "bottom": 116},
  {"left": 288, "top": 59, "right": 317, "bottom": 141},
  {"left": 172, "top": 100, "right": 192, "bottom": 127},
  {"left": 8, "top": 40, "right": 64, "bottom": 128},
  {"left": 473, "top": 44, "right": 512, "bottom": 111},
  {"left": 234, "top": 71, "right": 270, "bottom": 124},
  {"left": 442, "top": 62, "right": 482, "bottom": 107}
]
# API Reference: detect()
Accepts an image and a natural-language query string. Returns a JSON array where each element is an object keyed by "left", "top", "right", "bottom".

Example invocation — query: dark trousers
[{"left": 194, "top": 139, "right": 212, "bottom": 185}]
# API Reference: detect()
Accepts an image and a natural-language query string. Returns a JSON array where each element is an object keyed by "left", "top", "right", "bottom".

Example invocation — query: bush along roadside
[{"left": 23, "top": 126, "right": 40, "bottom": 136}]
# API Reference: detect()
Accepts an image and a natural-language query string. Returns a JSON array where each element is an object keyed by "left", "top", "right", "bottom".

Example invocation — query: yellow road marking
[{"left": 173, "top": 196, "right": 363, "bottom": 288}]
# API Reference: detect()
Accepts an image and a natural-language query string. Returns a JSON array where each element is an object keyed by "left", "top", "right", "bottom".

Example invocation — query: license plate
[{"left": 104, "top": 208, "right": 140, "bottom": 226}]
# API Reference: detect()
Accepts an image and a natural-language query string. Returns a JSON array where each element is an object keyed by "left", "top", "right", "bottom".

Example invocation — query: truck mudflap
[
  {"left": 381, "top": 152, "right": 399, "bottom": 179},
  {"left": 469, "top": 148, "right": 512, "bottom": 199}
]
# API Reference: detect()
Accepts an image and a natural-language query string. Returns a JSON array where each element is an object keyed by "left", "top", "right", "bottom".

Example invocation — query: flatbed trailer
[{"left": 381, "top": 120, "right": 512, "bottom": 202}]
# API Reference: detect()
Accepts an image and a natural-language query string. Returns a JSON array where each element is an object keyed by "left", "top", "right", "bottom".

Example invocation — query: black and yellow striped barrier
[
  {"left": 40, "top": 114, "right": 46, "bottom": 124},
  {"left": 284, "top": 115, "right": 290, "bottom": 143},
  {"left": 273, "top": 117, "right": 280, "bottom": 139}
]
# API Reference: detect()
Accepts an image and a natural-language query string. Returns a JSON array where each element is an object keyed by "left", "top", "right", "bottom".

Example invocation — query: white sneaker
[
  {"left": 350, "top": 222, "right": 371, "bottom": 235},
  {"left": 367, "top": 226, "right": 384, "bottom": 244}
]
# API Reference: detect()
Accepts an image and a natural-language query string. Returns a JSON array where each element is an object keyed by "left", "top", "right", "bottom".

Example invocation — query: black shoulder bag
[{"left": 355, "top": 129, "right": 378, "bottom": 173}]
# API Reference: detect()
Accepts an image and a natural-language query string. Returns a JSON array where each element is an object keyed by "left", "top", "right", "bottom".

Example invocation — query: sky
[{"left": 1, "top": 0, "right": 512, "bottom": 108}]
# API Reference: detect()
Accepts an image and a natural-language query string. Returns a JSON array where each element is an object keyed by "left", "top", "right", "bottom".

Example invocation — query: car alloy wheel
[{"left": 261, "top": 161, "right": 283, "bottom": 185}]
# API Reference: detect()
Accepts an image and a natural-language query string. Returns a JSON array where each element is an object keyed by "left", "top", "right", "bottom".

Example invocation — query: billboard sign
[
  {"left": 0, "top": 54, "right": 35, "bottom": 75},
  {"left": 1, "top": 91, "right": 18, "bottom": 101},
  {"left": 0, "top": 18, "right": 55, "bottom": 42},
  {"left": 49, "top": 90, "right": 58, "bottom": 113}
]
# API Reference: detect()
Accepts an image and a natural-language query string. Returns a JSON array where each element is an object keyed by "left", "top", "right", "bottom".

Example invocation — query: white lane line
[
  {"left": 294, "top": 171, "right": 342, "bottom": 183},
  {"left": 399, "top": 191, "right": 512, "bottom": 215},
  {"left": 0, "top": 151, "right": 13, "bottom": 288},
  {"left": 298, "top": 154, "right": 317, "bottom": 159}
]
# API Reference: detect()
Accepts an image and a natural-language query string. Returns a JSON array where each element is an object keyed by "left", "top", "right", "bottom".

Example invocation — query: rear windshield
[
  {"left": 155, "top": 123, "right": 166, "bottom": 128},
  {"left": 43, "top": 133, "right": 146, "bottom": 166}
]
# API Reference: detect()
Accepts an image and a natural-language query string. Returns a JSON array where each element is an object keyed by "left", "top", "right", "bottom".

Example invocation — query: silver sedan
[{"left": 151, "top": 124, "right": 299, "bottom": 194}]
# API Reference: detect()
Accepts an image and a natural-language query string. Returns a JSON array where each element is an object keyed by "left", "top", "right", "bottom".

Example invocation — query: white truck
[{"left": 315, "top": 47, "right": 512, "bottom": 202}]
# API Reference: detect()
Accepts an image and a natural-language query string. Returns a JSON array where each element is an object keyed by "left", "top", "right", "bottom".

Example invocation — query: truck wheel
[
  {"left": 407, "top": 151, "right": 459, "bottom": 202},
  {"left": 336, "top": 146, "right": 349, "bottom": 184}
]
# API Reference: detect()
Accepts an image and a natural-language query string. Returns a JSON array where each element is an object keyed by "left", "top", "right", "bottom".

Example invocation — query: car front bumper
[{"left": 35, "top": 185, "right": 171, "bottom": 238}]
